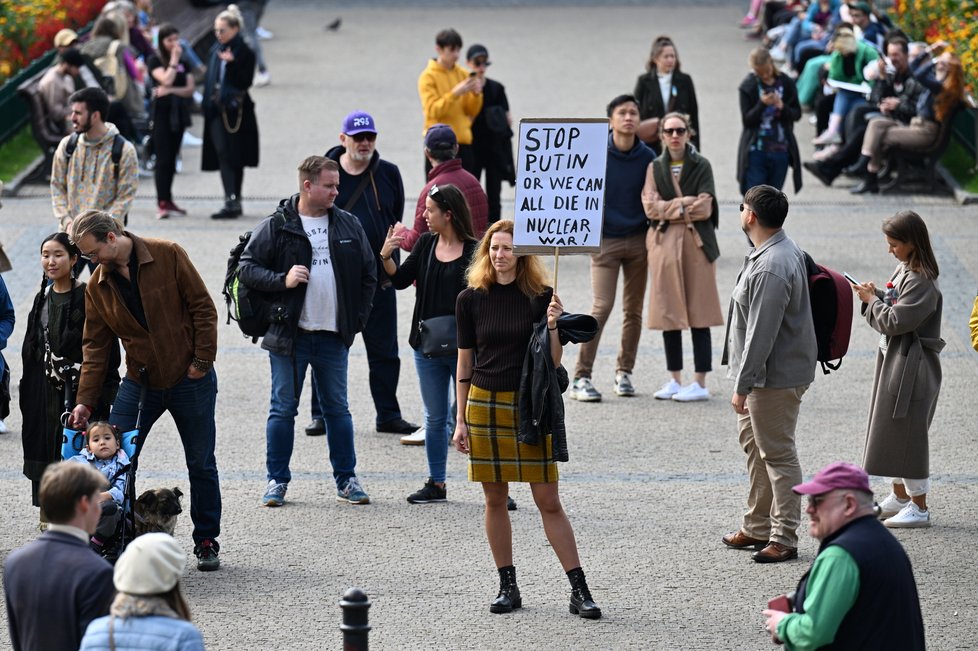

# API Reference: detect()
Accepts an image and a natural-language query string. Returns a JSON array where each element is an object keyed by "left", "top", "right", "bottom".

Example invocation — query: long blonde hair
[{"left": 466, "top": 220, "right": 549, "bottom": 297}]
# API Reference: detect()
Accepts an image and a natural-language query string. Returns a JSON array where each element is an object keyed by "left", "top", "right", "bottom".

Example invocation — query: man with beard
[
  {"left": 51, "top": 87, "right": 137, "bottom": 234},
  {"left": 301, "top": 112, "right": 419, "bottom": 439}
]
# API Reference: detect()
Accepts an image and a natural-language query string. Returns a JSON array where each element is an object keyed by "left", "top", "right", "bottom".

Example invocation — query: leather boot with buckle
[
  {"left": 489, "top": 565, "right": 521, "bottom": 614},
  {"left": 567, "top": 567, "right": 602, "bottom": 619}
]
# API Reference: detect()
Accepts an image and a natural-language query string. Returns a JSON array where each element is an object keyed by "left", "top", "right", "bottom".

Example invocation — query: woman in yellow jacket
[{"left": 970, "top": 294, "right": 978, "bottom": 352}]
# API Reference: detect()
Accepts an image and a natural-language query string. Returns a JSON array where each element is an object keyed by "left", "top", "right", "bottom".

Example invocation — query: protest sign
[{"left": 513, "top": 118, "right": 608, "bottom": 255}]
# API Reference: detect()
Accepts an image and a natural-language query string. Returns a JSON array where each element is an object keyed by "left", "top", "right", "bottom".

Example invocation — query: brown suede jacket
[{"left": 77, "top": 233, "right": 217, "bottom": 405}]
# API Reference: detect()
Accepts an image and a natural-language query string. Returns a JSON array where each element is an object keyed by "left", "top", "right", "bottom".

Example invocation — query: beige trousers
[
  {"left": 574, "top": 232, "right": 648, "bottom": 379},
  {"left": 863, "top": 116, "right": 940, "bottom": 168},
  {"left": 737, "top": 385, "right": 809, "bottom": 546}
]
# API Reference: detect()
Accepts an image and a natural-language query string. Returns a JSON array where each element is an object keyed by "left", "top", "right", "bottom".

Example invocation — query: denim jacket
[{"left": 69, "top": 448, "right": 130, "bottom": 505}]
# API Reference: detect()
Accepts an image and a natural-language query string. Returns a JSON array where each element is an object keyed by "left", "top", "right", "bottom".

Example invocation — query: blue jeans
[
  {"left": 267, "top": 331, "right": 356, "bottom": 488},
  {"left": 744, "top": 150, "right": 790, "bottom": 194},
  {"left": 110, "top": 370, "right": 221, "bottom": 544},
  {"left": 831, "top": 89, "right": 867, "bottom": 120},
  {"left": 311, "top": 284, "right": 402, "bottom": 425},
  {"left": 413, "top": 350, "right": 456, "bottom": 483}
]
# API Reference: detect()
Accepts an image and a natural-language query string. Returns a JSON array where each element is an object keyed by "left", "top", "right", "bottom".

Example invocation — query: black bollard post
[{"left": 340, "top": 587, "right": 371, "bottom": 651}]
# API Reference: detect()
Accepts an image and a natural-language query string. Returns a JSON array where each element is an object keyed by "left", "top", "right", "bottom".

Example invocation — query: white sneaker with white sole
[
  {"left": 400, "top": 427, "right": 426, "bottom": 445},
  {"left": 877, "top": 492, "right": 910, "bottom": 519},
  {"left": 884, "top": 502, "right": 931, "bottom": 528},
  {"left": 653, "top": 379, "right": 682, "bottom": 400},
  {"left": 672, "top": 382, "right": 710, "bottom": 402}
]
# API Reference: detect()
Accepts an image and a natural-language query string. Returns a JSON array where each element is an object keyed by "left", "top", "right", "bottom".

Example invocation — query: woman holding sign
[
  {"left": 642, "top": 112, "right": 723, "bottom": 403},
  {"left": 379, "top": 184, "right": 478, "bottom": 503},
  {"left": 453, "top": 220, "right": 601, "bottom": 619}
]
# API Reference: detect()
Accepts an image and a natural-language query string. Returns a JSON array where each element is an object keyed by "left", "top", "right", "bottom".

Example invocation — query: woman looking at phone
[{"left": 850, "top": 210, "right": 943, "bottom": 528}]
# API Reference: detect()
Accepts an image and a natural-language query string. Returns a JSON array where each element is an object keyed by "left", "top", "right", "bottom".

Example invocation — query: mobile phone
[
  {"left": 767, "top": 595, "right": 791, "bottom": 613},
  {"left": 843, "top": 272, "right": 860, "bottom": 285},
  {"left": 469, "top": 71, "right": 477, "bottom": 77}
]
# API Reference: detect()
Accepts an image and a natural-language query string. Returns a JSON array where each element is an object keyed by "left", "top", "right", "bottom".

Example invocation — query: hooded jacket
[
  {"left": 51, "top": 123, "right": 137, "bottom": 229},
  {"left": 603, "top": 133, "right": 656, "bottom": 238},
  {"left": 417, "top": 59, "right": 483, "bottom": 145},
  {"left": 237, "top": 194, "right": 377, "bottom": 354}
]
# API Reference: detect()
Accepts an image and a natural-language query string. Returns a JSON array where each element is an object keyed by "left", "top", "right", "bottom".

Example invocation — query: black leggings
[
  {"left": 153, "top": 127, "right": 184, "bottom": 202},
  {"left": 663, "top": 328, "right": 712, "bottom": 373}
]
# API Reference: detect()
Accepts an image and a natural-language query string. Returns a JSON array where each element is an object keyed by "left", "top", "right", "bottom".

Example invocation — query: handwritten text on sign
[{"left": 513, "top": 119, "right": 608, "bottom": 252}]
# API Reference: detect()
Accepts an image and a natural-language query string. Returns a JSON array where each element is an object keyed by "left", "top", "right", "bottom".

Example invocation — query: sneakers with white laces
[
  {"left": 672, "top": 382, "right": 710, "bottom": 402},
  {"left": 653, "top": 379, "right": 682, "bottom": 400},
  {"left": 337, "top": 476, "right": 370, "bottom": 505},
  {"left": 884, "top": 502, "right": 931, "bottom": 528},
  {"left": 877, "top": 492, "right": 910, "bottom": 519},
  {"left": 261, "top": 480, "right": 288, "bottom": 507},
  {"left": 570, "top": 377, "right": 602, "bottom": 402},
  {"left": 614, "top": 371, "right": 635, "bottom": 397}
]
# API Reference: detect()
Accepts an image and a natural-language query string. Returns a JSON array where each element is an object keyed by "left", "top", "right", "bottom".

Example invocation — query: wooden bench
[
  {"left": 17, "top": 70, "right": 69, "bottom": 183},
  {"left": 153, "top": 0, "right": 225, "bottom": 61},
  {"left": 879, "top": 103, "right": 966, "bottom": 194}
]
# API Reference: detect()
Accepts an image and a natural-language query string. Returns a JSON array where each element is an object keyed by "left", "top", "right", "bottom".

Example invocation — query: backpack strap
[
  {"left": 65, "top": 132, "right": 79, "bottom": 160},
  {"left": 111, "top": 133, "right": 125, "bottom": 181}
]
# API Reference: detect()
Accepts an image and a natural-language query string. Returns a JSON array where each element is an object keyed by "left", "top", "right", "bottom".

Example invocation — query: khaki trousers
[
  {"left": 574, "top": 232, "right": 648, "bottom": 379},
  {"left": 737, "top": 385, "right": 809, "bottom": 546},
  {"left": 864, "top": 116, "right": 939, "bottom": 169}
]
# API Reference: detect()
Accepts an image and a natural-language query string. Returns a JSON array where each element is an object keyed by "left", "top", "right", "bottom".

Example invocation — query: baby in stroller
[{"left": 68, "top": 421, "right": 131, "bottom": 557}]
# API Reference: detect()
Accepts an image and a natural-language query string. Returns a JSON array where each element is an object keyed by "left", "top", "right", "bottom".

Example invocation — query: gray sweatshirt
[{"left": 724, "top": 230, "right": 817, "bottom": 393}]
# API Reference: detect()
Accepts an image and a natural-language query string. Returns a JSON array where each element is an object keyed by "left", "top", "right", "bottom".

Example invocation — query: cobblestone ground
[{"left": 2, "top": 2, "right": 977, "bottom": 649}]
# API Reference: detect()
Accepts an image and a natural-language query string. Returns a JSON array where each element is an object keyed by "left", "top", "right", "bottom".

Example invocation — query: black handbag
[{"left": 416, "top": 237, "right": 457, "bottom": 358}]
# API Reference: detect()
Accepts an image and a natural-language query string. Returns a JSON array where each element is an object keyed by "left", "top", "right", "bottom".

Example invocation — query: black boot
[
  {"left": 567, "top": 567, "right": 602, "bottom": 619},
  {"left": 211, "top": 196, "right": 242, "bottom": 220},
  {"left": 850, "top": 173, "right": 879, "bottom": 194},
  {"left": 489, "top": 565, "right": 521, "bottom": 614},
  {"left": 843, "top": 154, "right": 870, "bottom": 178},
  {"left": 803, "top": 161, "right": 837, "bottom": 187}
]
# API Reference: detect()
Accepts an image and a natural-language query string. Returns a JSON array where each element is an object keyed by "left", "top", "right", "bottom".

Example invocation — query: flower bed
[
  {"left": 892, "top": 0, "right": 978, "bottom": 97},
  {"left": 0, "top": 0, "right": 106, "bottom": 84}
]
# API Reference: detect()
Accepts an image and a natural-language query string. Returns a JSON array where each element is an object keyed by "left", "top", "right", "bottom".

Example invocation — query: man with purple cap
[
  {"left": 301, "top": 111, "right": 418, "bottom": 438},
  {"left": 762, "top": 462, "right": 925, "bottom": 649},
  {"left": 395, "top": 123, "right": 488, "bottom": 254}
]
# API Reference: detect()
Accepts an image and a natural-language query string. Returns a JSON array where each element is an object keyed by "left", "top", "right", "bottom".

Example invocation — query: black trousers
[
  {"left": 208, "top": 116, "right": 244, "bottom": 200},
  {"left": 153, "top": 127, "right": 184, "bottom": 202},
  {"left": 663, "top": 328, "right": 713, "bottom": 373},
  {"left": 470, "top": 148, "right": 504, "bottom": 224}
]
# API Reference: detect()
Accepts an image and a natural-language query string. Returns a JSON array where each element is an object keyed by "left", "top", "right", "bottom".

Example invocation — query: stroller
[{"left": 61, "top": 368, "right": 148, "bottom": 562}]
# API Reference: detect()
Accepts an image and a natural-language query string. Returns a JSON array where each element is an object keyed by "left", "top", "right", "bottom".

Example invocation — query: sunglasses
[
  {"left": 428, "top": 184, "right": 449, "bottom": 207},
  {"left": 350, "top": 132, "right": 377, "bottom": 142},
  {"left": 662, "top": 127, "right": 687, "bottom": 136},
  {"left": 471, "top": 58, "right": 490, "bottom": 67}
]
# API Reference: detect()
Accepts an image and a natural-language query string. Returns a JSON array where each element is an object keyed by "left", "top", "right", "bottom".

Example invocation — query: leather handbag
[{"left": 416, "top": 237, "right": 457, "bottom": 357}]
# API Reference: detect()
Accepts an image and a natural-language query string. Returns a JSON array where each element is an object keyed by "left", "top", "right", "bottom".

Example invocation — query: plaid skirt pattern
[{"left": 466, "top": 385, "right": 558, "bottom": 483}]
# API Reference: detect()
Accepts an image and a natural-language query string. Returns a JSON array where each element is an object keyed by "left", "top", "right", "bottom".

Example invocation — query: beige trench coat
[{"left": 862, "top": 264, "right": 944, "bottom": 479}]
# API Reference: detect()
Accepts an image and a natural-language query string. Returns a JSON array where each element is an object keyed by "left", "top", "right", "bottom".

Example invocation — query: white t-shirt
[{"left": 298, "top": 214, "right": 338, "bottom": 332}]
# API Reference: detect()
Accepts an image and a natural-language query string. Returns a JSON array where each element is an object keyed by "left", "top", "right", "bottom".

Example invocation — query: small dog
[{"left": 134, "top": 487, "right": 184, "bottom": 536}]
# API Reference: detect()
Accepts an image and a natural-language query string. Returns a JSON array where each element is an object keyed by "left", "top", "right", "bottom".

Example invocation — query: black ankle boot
[
  {"left": 567, "top": 567, "right": 601, "bottom": 619},
  {"left": 850, "top": 173, "right": 879, "bottom": 194},
  {"left": 489, "top": 565, "right": 521, "bottom": 614},
  {"left": 843, "top": 154, "right": 870, "bottom": 177}
]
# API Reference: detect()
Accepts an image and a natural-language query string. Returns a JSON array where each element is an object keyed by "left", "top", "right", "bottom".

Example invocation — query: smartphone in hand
[
  {"left": 843, "top": 272, "right": 860, "bottom": 285},
  {"left": 768, "top": 594, "right": 791, "bottom": 613}
]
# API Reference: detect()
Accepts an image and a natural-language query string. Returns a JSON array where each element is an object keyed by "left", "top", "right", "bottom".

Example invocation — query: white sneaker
[
  {"left": 254, "top": 70, "right": 271, "bottom": 87},
  {"left": 570, "top": 377, "right": 602, "bottom": 402},
  {"left": 653, "top": 379, "right": 682, "bottom": 400},
  {"left": 182, "top": 132, "right": 203, "bottom": 147},
  {"left": 400, "top": 428, "right": 426, "bottom": 446},
  {"left": 672, "top": 382, "right": 710, "bottom": 402},
  {"left": 614, "top": 371, "right": 635, "bottom": 397},
  {"left": 884, "top": 502, "right": 931, "bottom": 528},
  {"left": 877, "top": 492, "right": 910, "bottom": 519},
  {"left": 256, "top": 26, "right": 274, "bottom": 40},
  {"left": 0, "top": 419, "right": 7, "bottom": 434}
]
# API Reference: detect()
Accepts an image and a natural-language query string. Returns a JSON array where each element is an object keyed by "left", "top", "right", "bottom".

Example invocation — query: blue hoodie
[{"left": 603, "top": 133, "right": 655, "bottom": 238}]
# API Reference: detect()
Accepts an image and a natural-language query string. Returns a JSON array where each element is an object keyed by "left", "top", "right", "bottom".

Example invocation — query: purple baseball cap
[
  {"left": 343, "top": 111, "right": 377, "bottom": 135},
  {"left": 424, "top": 123, "right": 457, "bottom": 151},
  {"left": 793, "top": 462, "right": 872, "bottom": 496}
]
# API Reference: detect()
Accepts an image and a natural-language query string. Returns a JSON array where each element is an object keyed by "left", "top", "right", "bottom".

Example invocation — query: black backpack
[
  {"left": 804, "top": 252, "right": 853, "bottom": 375},
  {"left": 223, "top": 230, "right": 273, "bottom": 342},
  {"left": 65, "top": 132, "right": 127, "bottom": 180}
]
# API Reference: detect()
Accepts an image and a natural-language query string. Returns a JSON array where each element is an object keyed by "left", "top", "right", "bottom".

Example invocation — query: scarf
[
  {"left": 110, "top": 593, "right": 180, "bottom": 620},
  {"left": 651, "top": 144, "right": 719, "bottom": 229}
]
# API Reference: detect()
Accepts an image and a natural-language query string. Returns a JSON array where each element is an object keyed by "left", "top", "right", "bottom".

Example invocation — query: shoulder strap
[
  {"left": 65, "top": 132, "right": 79, "bottom": 160},
  {"left": 111, "top": 134, "right": 125, "bottom": 181},
  {"left": 419, "top": 235, "right": 437, "bottom": 311},
  {"left": 342, "top": 171, "right": 374, "bottom": 213}
]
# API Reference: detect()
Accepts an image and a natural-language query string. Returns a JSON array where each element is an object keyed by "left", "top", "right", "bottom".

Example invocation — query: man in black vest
[{"left": 762, "top": 462, "right": 925, "bottom": 649}]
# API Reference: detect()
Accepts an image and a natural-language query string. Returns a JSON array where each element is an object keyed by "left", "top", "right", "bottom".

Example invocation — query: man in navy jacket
[{"left": 4, "top": 462, "right": 115, "bottom": 650}]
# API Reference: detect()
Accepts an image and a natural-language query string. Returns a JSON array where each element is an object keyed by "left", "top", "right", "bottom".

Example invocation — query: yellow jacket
[
  {"left": 418, "top": 59, "right": 483, "bottom": 145},
  {"left": 970, "top": 295, "right": 978, "bottom": 352}
]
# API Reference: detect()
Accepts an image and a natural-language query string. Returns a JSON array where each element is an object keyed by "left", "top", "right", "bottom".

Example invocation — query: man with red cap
[{"left": 762, "top": 462, "right": 925, "bottom": 650}]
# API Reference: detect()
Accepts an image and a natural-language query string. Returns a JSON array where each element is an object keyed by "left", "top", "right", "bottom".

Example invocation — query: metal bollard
[{"left": 340, "top": 587, "right": 371, "bottom": 651}]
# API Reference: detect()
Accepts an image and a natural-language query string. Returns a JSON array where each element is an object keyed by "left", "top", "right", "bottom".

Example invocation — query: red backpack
[{"left": 804, "top": 253, "right": 853, "bottom": 374}]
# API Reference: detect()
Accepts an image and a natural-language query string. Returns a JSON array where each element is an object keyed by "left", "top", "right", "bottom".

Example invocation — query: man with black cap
[
  {"left": 395, "top": 123, "right": 488, "bottom": 254},
  {"left": 303, "top": 111, "right": 418, "bottom": 438},
  {"left": 762, "top": 462, "right": 925, "bottom": 649},
  {"left": 466, "top": 44, "right": 515, "bottom": 225}
]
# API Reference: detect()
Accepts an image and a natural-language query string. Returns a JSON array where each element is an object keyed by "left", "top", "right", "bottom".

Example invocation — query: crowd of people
[{"left": 2, "top": 2, "right": 978, "bottom": 648}]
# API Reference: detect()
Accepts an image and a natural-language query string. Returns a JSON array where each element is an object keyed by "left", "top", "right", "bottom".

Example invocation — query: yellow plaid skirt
[{"left": 466, "top": 385, "right": 558, "bottom": 483}]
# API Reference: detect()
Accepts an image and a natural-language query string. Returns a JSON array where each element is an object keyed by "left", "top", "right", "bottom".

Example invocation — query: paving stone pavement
[{"left": 2, "top": 2, "right": 977, "bottom": 648}]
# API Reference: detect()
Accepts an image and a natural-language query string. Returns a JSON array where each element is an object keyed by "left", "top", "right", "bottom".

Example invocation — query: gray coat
[{"left": 862, "top": 264, "right": 944, "bottom": 479}]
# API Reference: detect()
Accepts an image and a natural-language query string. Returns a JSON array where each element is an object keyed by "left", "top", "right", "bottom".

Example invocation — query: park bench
[
  {"left": 153, "top": 0, "right": 224, "bottom": 61},
  {"left": 879, "top": 103, "right": 966, "bottom": 194}
]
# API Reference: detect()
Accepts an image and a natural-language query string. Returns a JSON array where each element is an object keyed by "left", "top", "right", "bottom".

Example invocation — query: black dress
[{"left": 20, "top": 282, "right": 120, "bottom": 506}]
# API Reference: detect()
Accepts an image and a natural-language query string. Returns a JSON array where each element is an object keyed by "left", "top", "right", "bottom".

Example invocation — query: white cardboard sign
[{"left": 513, "top": 118, "right": 608, "bottom": 254}]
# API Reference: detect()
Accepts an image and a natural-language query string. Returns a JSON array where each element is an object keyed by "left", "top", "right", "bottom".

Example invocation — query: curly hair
[{"left": 466, "top": 220, "right": 549, "bottom": 297}]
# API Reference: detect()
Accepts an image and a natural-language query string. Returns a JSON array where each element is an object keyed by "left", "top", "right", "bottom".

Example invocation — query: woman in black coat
[
  {"left": 202, "top": 4, "right": 259, "bottom": 220},
  {"left": 633, "top": 35, "right": 700, "bottom": 153},
  {"left": 20, "top": 233, "right": 119, "bottom": 526},
  {"left": 737, "top": 47, "right": 802, "bottom": 195}
]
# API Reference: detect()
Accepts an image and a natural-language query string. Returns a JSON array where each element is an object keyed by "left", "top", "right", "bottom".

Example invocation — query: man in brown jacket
[{"left": 69, "top": 210, "right": 222, "bottom": 571}]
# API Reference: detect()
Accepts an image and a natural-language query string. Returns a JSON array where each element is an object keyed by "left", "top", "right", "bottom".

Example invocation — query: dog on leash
[{"left": 134, "top": 487, "right": 184, "bottom": 536}]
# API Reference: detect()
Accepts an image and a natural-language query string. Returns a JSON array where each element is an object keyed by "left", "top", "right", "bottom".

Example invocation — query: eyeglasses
[
  {"left": 807, "top": 493, "right": 845, "bottom": 510},
  {"left": 471, "top": 58, "right": 489, "bottom": 67},
  {"left": 662, "top": 127, "right": 687, "bottom": 136},
  {"left": 350, "top": 132, "right": 376, "bottom": 142}
]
